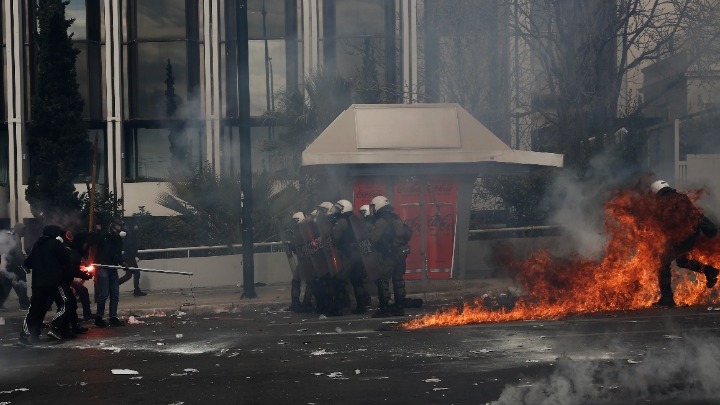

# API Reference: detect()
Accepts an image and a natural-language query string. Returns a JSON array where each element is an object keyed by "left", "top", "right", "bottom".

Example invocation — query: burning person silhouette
[{"left": 650, "top": 180, "right": 719, "bottom": 307}]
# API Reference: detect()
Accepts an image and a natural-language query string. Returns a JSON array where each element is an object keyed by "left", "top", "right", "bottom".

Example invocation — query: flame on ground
[{"left": 403, "top": 186, "right": 720, "bottom": 330}]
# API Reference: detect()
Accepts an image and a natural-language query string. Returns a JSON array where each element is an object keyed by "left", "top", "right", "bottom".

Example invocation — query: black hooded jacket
[{"left": 23, "top": 225, "right": 71, "bottom": 288}]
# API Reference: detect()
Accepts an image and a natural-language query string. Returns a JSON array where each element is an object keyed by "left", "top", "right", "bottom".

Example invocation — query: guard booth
[{"left": 301, "top": 104, "right": 563, "bottom": 280}]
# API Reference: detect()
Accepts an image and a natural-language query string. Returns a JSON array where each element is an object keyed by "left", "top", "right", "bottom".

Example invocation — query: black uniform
[
  {"left": 19, "top": 225, "right": 72, "bottom": 343},
  {"left": 654, "top": 187, "right": 719, "bottom": 306},
  {"left": 332, "top": 212, "right": 371, "bottom": 314}
]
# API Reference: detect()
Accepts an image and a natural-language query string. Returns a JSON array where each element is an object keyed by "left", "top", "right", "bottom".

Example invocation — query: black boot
[
  {"left": 288, "top": 298, "right": 303, "bottom": 312},
  {"left": 372, "top": 279, "right": 392, "bottom": 318}
]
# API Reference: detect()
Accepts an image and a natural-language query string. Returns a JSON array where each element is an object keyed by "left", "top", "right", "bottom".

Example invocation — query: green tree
[
  {"left": 78, "top": 190, "right": 123, "bottom": 231},
  {"left": 26, "top": 0, "right": 88, "bottom": 223},
  {"left": 155, "top": 162, "right": 291, "bottom": 245}
]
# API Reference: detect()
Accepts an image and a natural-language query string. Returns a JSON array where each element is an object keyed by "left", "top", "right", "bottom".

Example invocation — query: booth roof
[{"left": 301, "top": 104, "right": 563, "bottom": 168}]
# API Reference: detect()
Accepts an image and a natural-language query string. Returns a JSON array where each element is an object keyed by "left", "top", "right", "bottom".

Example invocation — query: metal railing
[
  {"left": 468, "top": 225, "right": 562, "bottom": 240},
  {"left": 138, "top": 241, "right": 285, "bottom": 260},
  {"left": 137, "top": 226, "right": 562, "bottom": 260}
]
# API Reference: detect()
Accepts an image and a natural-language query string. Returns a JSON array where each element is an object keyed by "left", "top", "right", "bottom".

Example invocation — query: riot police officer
[
  {"left": 330, "top": 200, "right": 371, "bottom": 314},
  {"left": 366, "top": 196, "right": 411, "bottom": 317}
]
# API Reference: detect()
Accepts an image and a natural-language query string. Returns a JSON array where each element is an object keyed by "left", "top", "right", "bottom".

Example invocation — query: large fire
[{"left": 402, "top": 185, "right": 720, "bottom": 330}]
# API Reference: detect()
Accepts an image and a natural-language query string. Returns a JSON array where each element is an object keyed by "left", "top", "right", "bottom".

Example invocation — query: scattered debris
[
  {"left": 663, "top": 335, "right": 682, "bottom": 339},
  {"left": 0, "top": 388, "right": 29, "bottom": 394},
  {"left": 0, "top": 317, "right": 5, "bottom": 325},
  {"left": 175, "top": 334, "right": 183, "bottom": 339},
  {"left": 184, "top": 368, "right": 199, "bottom": 373},
  {"left": 470, "top": 349, "right": 492, "bottom": 354},
  {"left": 627, "top": 359, "right": 641, "bottom": 364},
  {"left": 355, "top": 369, "right": 361, "bottom": 375},
  {"left": 111, "top": 369, "right": 139, "bottom": 375},
  {"left": 335, "top": 327, "right": 342, "bottom": 333},
  {"left": 127, "top": 316, "right": 145, "bottom": 325},
  {"left": 432, "top": 387, "right": 449, "bottom": 391},
  {"left": 310, "top": 349, "right": 335, "bottom": 356},
  {"left": 424, "top": 378, "right": 441, "bottom": 383}
]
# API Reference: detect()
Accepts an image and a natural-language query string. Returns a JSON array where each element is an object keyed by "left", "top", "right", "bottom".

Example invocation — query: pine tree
[{"left": 26, "top": 0, "right": 88, "bottom": 223}]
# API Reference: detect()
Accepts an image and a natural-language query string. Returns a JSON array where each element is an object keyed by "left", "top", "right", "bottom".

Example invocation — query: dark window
[
  {"left": 326, "top": 0, "right": 392, "bottom": 91},
  {"left": 247, "top": 0, "right": 286, "bottom": 39},
  {"left": 1, "top": 0, "right": 5, "bottom": 122},
  {"left": 124, "top": 125, "right": 205, "bottom": 181},
  {"left": 126, "top": 0, "right": 199, "bottom": 120},
  {"left": 335, "top": 0, "right": 385, "bottom": 37},
  {"left": 224, "top": 0, "right": 295, "bottom": 118},
  {"left": 0, "top": 128, "right": 8, "bottom": 186},
  {"left": 135, "top": 42, "right": 190, "bottom": 119},
  {"left": 66, "top": 0, "right": 87, "bottom": 40},
  {"left": 136, "top": 0, "right": 187, "bottom": 40}
]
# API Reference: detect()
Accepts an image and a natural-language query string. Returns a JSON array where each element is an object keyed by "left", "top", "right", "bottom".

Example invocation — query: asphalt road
[{"left": 2, "top": 301, "right": 720, "bottom": 405}]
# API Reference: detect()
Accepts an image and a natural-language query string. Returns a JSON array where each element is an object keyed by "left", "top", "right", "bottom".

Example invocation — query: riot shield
[
  {"left": 277, "top": 222, "right": 298, "bottom": 277},
  {"left": 291, "top": 222, "right": 315, "bottom": 281},
  {"left": 315, "top": 214, "right": 341, "bottom": 274},
  {"left": 299, "top": 219, "right": 330, "bottom": 278},
  {"left": 348, "top": 214, "right": 383, "bottom": 281}
]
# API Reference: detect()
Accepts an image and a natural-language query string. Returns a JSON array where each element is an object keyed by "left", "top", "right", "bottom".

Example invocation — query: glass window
[
  {"left": 336, "top": 37, "right": 386, "bottom": 84},
  {"left": 1, "top": 45, "right": 5, "bottom": 121},
  {"left": 248, "top": 39, "right": 286, "bottom": 116},
  {"left": 75, "top": 43, "right": 90, "bottom": 119},
  {"left": 222, "top": 126, "right": 279, "bottom": 174},
  {"left": 247, "top": 0, "right": 286, "bottom": 40},
  {"left": 137, "top": 0, "right": 186, "bottom": 40},
  {"left": 0, "top": 128, "right": 8, "bottom": 185},
  {"left": 135, "top": 42, "right": 189, "bottom": 119},
  {"left": 66, "top": 0, "right": 87, "bottom": 40},
  {"left": 125, "top": 126, "right": 205, "bottom": 181},
  {"left": 335, "top": 0, "right": 385, "bottom": 37},
  {"left": 82, "top": 130, "right": 106, "bottom": 184}
]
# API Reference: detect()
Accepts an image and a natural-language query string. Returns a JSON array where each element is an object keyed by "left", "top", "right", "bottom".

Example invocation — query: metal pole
[
  {"left": 93, "top": 264, "right": 193, "bottom": 276},
  {"left": 237, "top": 0, "right": 256, "bottom": 298},
  {"left": 88, "top": 133, "right": 99, "bottom": 231}
]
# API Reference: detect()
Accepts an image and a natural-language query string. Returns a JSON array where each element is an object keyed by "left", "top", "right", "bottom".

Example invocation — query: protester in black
[
  {"left": 60, "top": 230, "right": 92, "bottom": 336},
  {"left": 95, "top": 218, "right": 126, "bottom": 327},
  {"left": 118, "top": 219, "right": 146, "bottom": 296},
  {"left": 17, "top": 225, "right": 72, "bottom": 346}
]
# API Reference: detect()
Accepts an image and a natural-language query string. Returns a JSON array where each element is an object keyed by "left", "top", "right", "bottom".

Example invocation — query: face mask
[{"left": 119, "top": 231, "right": 127, "bottom": 238}]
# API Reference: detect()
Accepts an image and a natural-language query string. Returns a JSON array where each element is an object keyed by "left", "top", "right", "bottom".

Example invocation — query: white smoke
[
  {"left": 490, "top": 334, "right": 720, "bottom": 405},
  {"left": 544, "top": 147, "right": 644, "bottom": 258},
  {"left": 0, "top": 230, "right": 17, "bottom": 280}
]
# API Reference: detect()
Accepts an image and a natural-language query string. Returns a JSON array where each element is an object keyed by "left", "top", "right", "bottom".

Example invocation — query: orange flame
[{"left": 403, "top": 186, "right": 720, "bottom": 330}]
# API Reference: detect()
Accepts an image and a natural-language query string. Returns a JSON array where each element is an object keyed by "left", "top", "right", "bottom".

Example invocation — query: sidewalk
[{"left": 0, "top": 278, "right": 518, "bottom": 319}]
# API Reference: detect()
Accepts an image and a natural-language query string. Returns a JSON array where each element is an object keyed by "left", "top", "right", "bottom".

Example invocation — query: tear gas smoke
[{"left": 490, "top": 334, "right": 720, "bottom": 405}]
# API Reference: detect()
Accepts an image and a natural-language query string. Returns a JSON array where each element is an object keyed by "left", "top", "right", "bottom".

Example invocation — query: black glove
[{"left": 80, "top": 271, "right": 92, "bottom": 280}]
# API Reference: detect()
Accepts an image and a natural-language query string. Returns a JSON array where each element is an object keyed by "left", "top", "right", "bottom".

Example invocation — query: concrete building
[{"left": 1, "top": 0, "right": 512, "bottom": 227}]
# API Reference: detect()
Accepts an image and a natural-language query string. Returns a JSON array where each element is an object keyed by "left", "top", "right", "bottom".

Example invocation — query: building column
[
  {"left": 203, "top": 0, "right": 221, "bottom": 170},
  {"left": 301, "top": 0, "right": 321, "bottom": 77},
  {"left": 400, "top": 0, "right": 418, "bottom": 104},
  {"left": 4, "top": 0, "right": 26, "bottom": 225},
  {"left": 104, "top": 0, "right": 124, "bottom": 200}
]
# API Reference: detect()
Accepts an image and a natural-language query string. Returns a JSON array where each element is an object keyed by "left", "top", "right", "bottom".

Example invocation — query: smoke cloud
[
  {"left": 543, "top": 147, "right": 646, "bottom": 258},
  {"left": 490, "top": 334, "right": 720, "bottom": 405}
]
